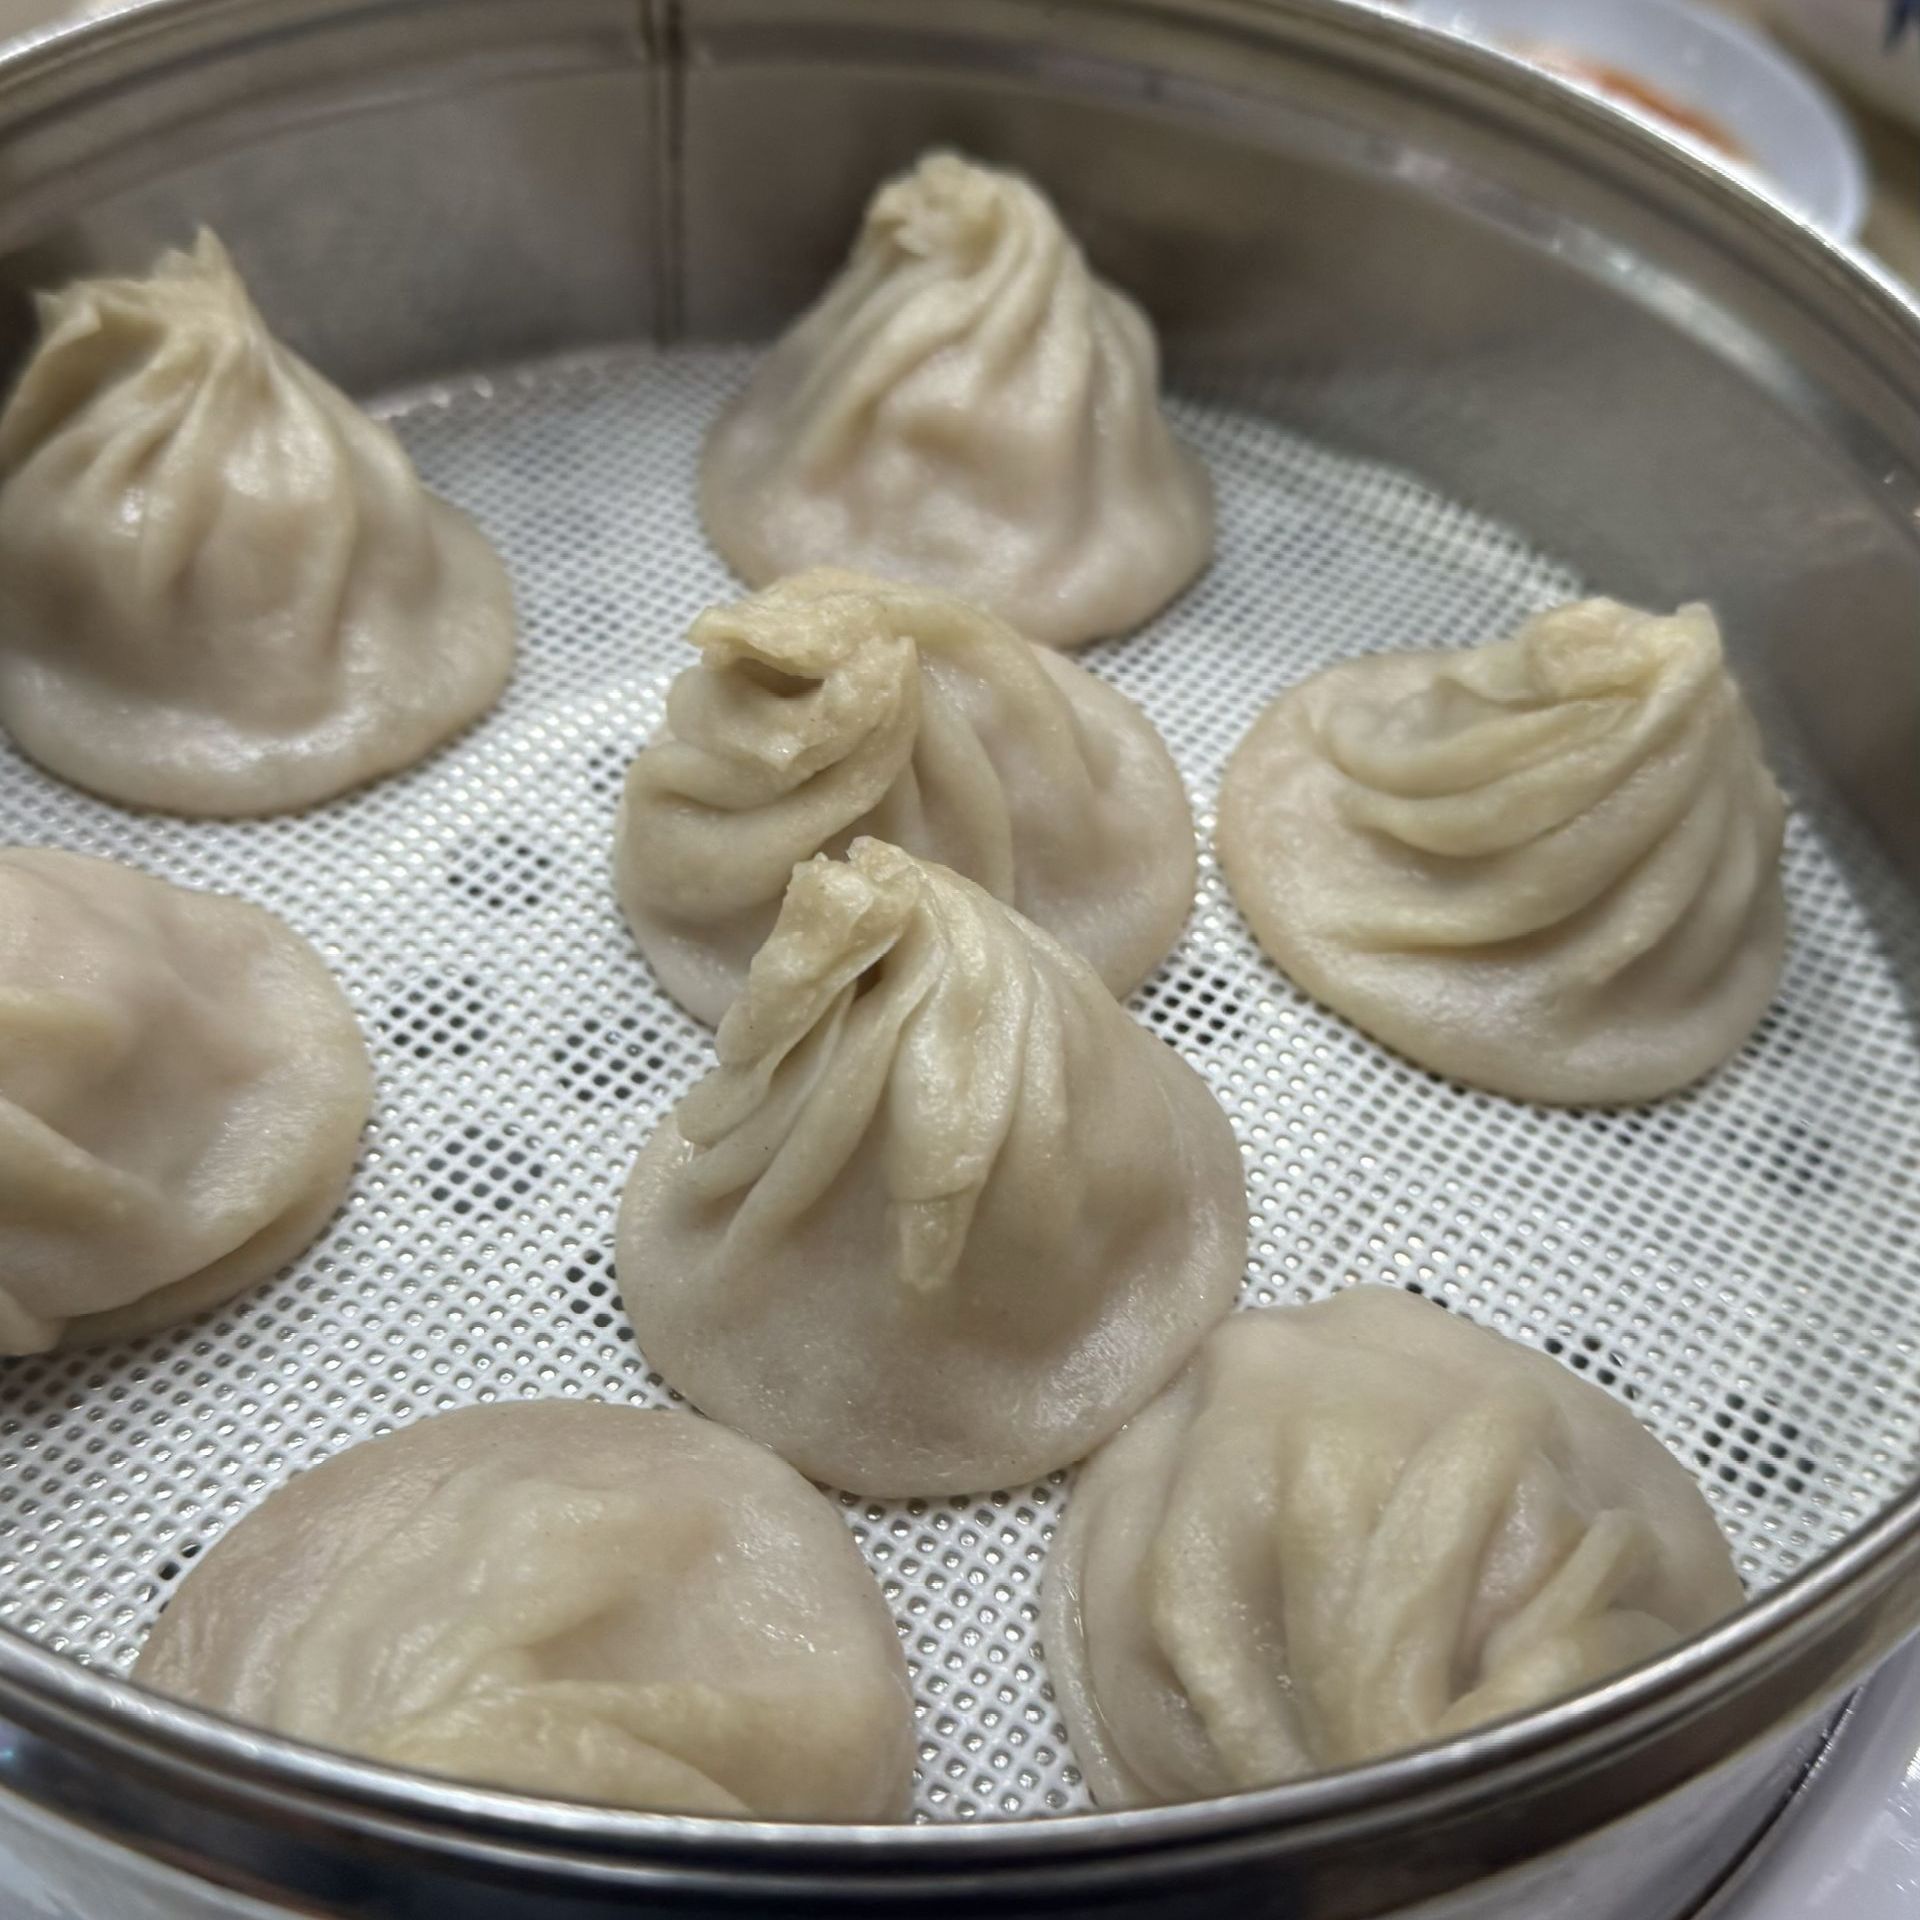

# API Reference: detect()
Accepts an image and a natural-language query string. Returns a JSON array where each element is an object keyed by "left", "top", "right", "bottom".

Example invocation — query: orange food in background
[{"left": 1512, "top": 41, "right": 1751, "bottom": 160}]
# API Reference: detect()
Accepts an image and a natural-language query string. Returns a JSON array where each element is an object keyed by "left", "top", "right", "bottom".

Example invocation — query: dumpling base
[{"left": 0, "top": 504, "right": 515, "bottom": 818}]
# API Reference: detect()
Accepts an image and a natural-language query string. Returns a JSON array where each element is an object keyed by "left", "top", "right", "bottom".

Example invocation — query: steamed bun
[
  {"left": 1216, "top": 600, "right": 1787, "bottom": 1104},
  {"left": 0, "top": 232, "right": 516, "bottom": 814},
  {"left": 618, "top": 839, "right": 1247, "bottom": 1495},
  {"left": 615, "top": 568, "right": 1195, "bottom": 1024},
  {"left": 1045, "top": 1287, "right": 1744, "bottom": 1806},
  {"left": 0, "top": 849, "right": 371, "bottom": 1354},
  {"left": 136, "top": 1404, "right": 916, "bottom": 1819},
  {"left": 700, "top": 152, "right": 1213, "bottom": 648}
]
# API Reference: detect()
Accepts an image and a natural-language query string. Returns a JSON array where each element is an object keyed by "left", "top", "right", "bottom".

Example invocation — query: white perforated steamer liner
[{"left": 1, "top": 345, "right": 1917, "bottom": 1824}]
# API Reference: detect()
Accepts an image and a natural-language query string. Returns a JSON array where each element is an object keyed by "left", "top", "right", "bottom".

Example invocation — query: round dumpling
[
  {"left": 700, "top": 152, "right": 1213, "bottom": 649},
  {"left": 1216, "top": 600, "right": 1787, "bottom": 1105},
  {"left": 0, "top": 848, "right": 371, "bottom": 1355},
  {"left": 1045, "top": 1287, "right": 1744, "bottom": 1807},
  {"left": 615, "top": 568, "right": 1196, "bottom": 1024},
  {"left": 0, "top": 231, "right": 516, "bottom": 815},
  {"left": 135, "top": 1404, "right": 916, "bottom": 1820},
  {"left": 618, "top": 839, "right": 1247, "bottom": 1495}
]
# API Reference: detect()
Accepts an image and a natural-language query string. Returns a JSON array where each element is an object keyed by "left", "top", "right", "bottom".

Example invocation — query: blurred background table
[
  {"left": 1850, "top": 110, "right": 1920, "bottom": 283},
  {"left": 1713, "top": 0, "right": 1920, "bottom": 277}
]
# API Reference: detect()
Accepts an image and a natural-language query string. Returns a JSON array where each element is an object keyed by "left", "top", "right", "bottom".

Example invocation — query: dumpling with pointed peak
[
  {"left": 617, "top": 839, "right": 1247, "bottom": 1495},
  {"left": 1216, "top": 600, "right": 1788, "bottom": 1105},
  {"left": 0, "top": 231, "right": 516, "bottom": 814},
  {"left": 699, "top": 152, "right": 1214, "bottom": 649},
  {"left": 614, "top": 568, "right": 1196, "bottom": 1024},
  {"left": 1044, "top": 1286, "right": 1745, "bottom": 1807}
]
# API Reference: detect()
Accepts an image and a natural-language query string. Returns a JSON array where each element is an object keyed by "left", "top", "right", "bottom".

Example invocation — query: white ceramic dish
[{"left": 1406, "top": 0, "right": 1870, "bottom": 239}]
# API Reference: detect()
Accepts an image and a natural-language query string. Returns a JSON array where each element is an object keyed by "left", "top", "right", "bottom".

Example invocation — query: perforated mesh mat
[{"left": 3, "top": 346, "right": 1920, "bottom": 1823}]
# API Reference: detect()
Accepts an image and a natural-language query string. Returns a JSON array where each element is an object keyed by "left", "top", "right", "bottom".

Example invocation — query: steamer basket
[{"left": 2, "top": 2, "right": 1920, "bottom": 1916}]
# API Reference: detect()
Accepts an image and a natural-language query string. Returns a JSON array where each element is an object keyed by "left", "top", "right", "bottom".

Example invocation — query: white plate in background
[{"left": 1406, "top": 0, "right": 1870, "bottom": 239}]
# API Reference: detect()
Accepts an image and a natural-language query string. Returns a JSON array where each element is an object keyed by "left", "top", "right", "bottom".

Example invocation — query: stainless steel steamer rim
[{"left": 0, "top": 0, "right": 1918, "bottom": 1912}]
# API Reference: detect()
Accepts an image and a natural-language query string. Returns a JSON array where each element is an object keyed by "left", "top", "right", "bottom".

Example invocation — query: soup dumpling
[
  {"left": 615, "top": 567, "right": 1196, "bottom": 1024},
  {"left": 0, "top": 848, "right": 371, "bottom": 1354},
  {"left": 618, "top": 839, "right": 1247, "bottom": 1495},
  {"left": 136, "top": 1403, "right": 916, "bottom": 1819},
  {"left": 700, "top": 152, "right": 1213, "bottom": 649},
  {"left": 1216, "top": 600, "right": 1787, "bottom": 1104},
  {"left": 0, "top": 232, "right": 516, "bottom": 814},
  {"left": 1044, "top": 1287, "right": 1744, "bottom": 1806}
]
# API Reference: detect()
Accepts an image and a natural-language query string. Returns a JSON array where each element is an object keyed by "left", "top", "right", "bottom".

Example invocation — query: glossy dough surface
[
  {"left": 0, "top": 849, "right": 371, "bottom": 1354},
  {"left": 0, "top": 232, "right": 516, "bottom": 815},
  {"left": 1216, "top": 600, "right": 1787, "bottom": 1104},
  {"left": 618, "top": 839, "right": 1247, "bottom": 1495},
  {"left": 1045, "top": 1287, "right": 1744, "bottom": 1806},
  {"left": 614, "top": 568, "right": 1196, "bottom": 1023},
  {"left": 136, "top": 1403, "right": 917, "bottom": 1820},
  {"left": 700, "top": 153, "right": 1213, "bottom": 649}
]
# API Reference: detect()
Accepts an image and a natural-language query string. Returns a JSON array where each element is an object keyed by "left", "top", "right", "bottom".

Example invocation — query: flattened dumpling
[
  {"left": 1045, "top": 1288, "right": 1744, "bottom": 1806},
  {"left": 0, "top": 848, "right": 370, "bottom": 1353},
  {"left": 136, "top": 1404, "right": 916, "bottom": 1820}
]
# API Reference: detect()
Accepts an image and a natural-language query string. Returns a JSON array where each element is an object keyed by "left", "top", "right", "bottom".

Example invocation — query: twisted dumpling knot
[
  {"left": 646, "top": 573, "right": 922, "bottom": 845},
  {"left": 11, "top": 233, "right": 273, "bottom": 424},
  {"left": 1521, "top": 596, "right": 1720, "bottom": 700},
  {"left": 685, "top": 839, "right": 1025, "bottom": 1296},
  {"left": 692, "top": 564, "right": 916, "bottom": 683},
  {"left": 869, "top": 150, "right": 1031, "bottom": 265}
]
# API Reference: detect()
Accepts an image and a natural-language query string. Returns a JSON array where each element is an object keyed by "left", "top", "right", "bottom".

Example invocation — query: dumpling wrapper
[
  {"left": 618, "top": 839, "right": 1248, "bottom": 1496},
  {"left": 1216, "top": 599, "right": 1787, "bottom": 1105},
  {"left": 700, "top": 152, "right": 1213, "bottom": 649},
  {"left": 1044, "top": 1286, "right": 1745, "bottom": 1807},
  {"left": 0, "top": 231, "right": 516, "bottom": 815},
  {"left": 0, "top": 848, "right": 371, "bottom": 1355},
  {"left": 135, "top": 1403, "right": 917, "bottom": 1821},
  {"left": 614, "top": 568, "right": 1196, "bottom": 1024}
]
